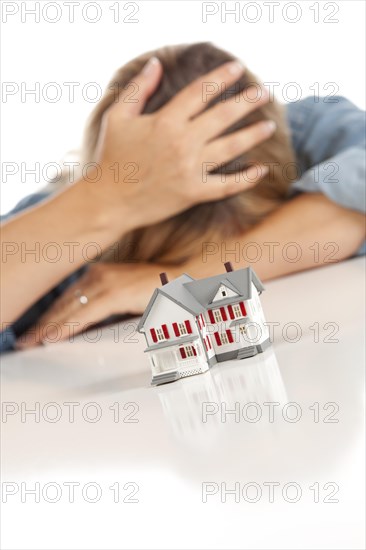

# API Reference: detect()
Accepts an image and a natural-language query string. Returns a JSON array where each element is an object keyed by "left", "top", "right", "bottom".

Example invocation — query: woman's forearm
[
  {"left": 245, "top": 193, "right": 365, "bottom": 280},
  {"left": 183, "top": 193, "right": 366, "bottom": 281},
  {"left": 1, "top": 178, "right": 136, "bottom": 324}
]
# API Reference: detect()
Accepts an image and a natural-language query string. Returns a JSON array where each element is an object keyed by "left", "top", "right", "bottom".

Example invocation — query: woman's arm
[
  {"left": 286, "top": 96, "right": 366, "bottom": 213},
  {"left": 1, "top": 59, "right": 274, "bottom": 324},
  {"left": 18, "top": 193, "right": 365, "bottom": 348},
  {"left": 185, "top": 193, "right": 366, "bottom": 280},
  {"left": 1, "top": 179, "right": 127, "bottom": 324}
]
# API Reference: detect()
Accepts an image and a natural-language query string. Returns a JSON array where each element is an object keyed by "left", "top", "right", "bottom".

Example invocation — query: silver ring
[{"left": 74, "top": 289, "right": 88, "bottom": 305}]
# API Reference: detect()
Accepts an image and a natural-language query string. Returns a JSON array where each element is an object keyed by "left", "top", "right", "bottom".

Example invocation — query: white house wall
[
  {"left": 201, "top": 286, "right": 269, "bottom": 352},
  {"left": 203, "top": 310, "right": 242, "bottom": 355},
  {"left": 198, "top": 322, "right": 216, "bottom": 360},
  {"left": 143, "top": 293, "right": 197, "bottom": 347},
  {"left": 247, "top": 283, "right": 269, "bottom": 344}
]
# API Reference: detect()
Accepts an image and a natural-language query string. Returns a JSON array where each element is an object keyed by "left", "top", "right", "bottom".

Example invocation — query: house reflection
[{"left": 155, "top": 347, "right": 288, "bottom": 446}]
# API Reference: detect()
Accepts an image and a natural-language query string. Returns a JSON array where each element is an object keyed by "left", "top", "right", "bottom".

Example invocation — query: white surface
[{"left": 1, "top": 258, "right": 365, "bottom": 550}]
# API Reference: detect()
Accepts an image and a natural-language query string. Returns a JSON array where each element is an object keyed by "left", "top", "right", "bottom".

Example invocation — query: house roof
[
  {"left": 137, "top": 274, "right": 204, "bottom": 332},
  {"left": 144, "top": 334, "right": 199, "bottom": 352},
  {"left": 137, "top": 268, "right": 264, "bottom": 332},
  {"left": 183, "top": 268, "right": 264, "bottom": 308}
]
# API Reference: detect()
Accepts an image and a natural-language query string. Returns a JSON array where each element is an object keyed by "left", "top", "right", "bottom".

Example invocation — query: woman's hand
[
  {"left": 2, "top": 57, "right": 273, "bottom": 325},
  {"left": 91, "top": 57, "right": 274, "bottom": 232},
  {"left": 16, "top": 262, "right": 177, "bottom": 347}
]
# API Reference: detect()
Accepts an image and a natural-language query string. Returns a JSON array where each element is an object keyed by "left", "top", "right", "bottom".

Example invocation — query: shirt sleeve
[
  {"left": 286, "top": 96, "right": 366, "bottom": 254},
  {"left": 1, "top": 192, "right": 86, "bottom": 353}
]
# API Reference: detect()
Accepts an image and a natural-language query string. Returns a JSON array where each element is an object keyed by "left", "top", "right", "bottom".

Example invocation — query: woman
[{"left": 2, "top": 43, "right": 365, "bottom": 349}]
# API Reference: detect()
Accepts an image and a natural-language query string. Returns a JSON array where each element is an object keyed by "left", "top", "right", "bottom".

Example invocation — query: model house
[{"left": 137, "top": 263, "right": 270, "bottom": 386}]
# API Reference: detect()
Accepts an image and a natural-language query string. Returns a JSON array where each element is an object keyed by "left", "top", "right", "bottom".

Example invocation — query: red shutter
[
  {"left": 185, "top": 320, "right": 192, "bottom": 334},
  {"left": 208, "top": 310, "right": 215, "bottom": 323},
  {"left": 196, "top": 316, "right": 201, "bottom": 329},
  {"left": 192, "top": 346, "right": 197, "bottom": 356},
  {"left": 207, "top": 336, "right": 211, "bottom": 349},
  {"left": 214, "top": 332, "right": 222, "bottom": 346},
  {"left": 226, "top": 329, "right": 234, "bottom": 343},
  {"left": 162, "top": 324, "right": 169, "bottom": 339},
  {"left": 179, "top": 347, "right": 186, "bottom": 359},
  {"left": 150, "top": 328, "right": 157, "bottom": 343},
  {"left": 201, "top": 314, "right": 205, "bottom": 327},
  {"left": 204, "top": 340, "right": 208, "bottom": 351},
  {"left": 240, "top": 302, "right": 247, "bottom": 316},
  {"left": 220, "top": 307, "right": 227, "bottom": 321},
  {"left": 173, "top": 323, "right": 179, "bottom": 337},
  {"left": 228, "top": 305, "right": 235, "bottom": 320}
]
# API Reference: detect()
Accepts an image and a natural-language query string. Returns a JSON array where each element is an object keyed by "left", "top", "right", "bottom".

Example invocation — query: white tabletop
[{"left": 1, "top": 257, "right": 365, "bottom": 550}]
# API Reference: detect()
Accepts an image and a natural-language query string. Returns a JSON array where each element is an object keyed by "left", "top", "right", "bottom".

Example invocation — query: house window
[
  {"left": 173, "top": 320, "right": 192, "bottom": 337},
  {"left": 220, "top": 332, "right": 229, "bottom": 345},
  {"left": 213, "top": 309, "right": 222, "bottom": 323},
  {"left": 209, "top": 308, "right": 227, "bottom": 324},
  {"left": 228, "top": 302, "right": 247, "bottom": 320},
  {"left": 179, "top": 346, "right": 197, "bottom": 359},
  {"left": 150, "top": 325, "right": 169, "bottom": 343},
  {"left": 178, "top": 322, "right": 187, "bottom": 335},
  {"left": 233, "top": 304, "right": 242, "bottom": 318}
]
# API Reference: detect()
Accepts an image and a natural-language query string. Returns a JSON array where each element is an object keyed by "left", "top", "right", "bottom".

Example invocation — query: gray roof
[
  {"left": 183, "top": 267, "right": 264, "bottom": 308},
  {"left": 138, "top": 268, "right": 264, "bottom": 332},
  {"left": 144, "top": 334, "right": 199, "bottom": 352},
  {"left": 137, "top": 274, "right": 203, "bottom": 332},
  {"left": 230, "top": 317, "right": 250, "bottom": 327}
]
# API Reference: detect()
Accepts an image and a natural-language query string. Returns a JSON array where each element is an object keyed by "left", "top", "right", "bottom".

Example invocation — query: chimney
[
  {"left": 159, "top": 272, "right": 169, "bottom": 286},
  {"left": 224, "top": 262, "right": 234, "bottom": 273}
]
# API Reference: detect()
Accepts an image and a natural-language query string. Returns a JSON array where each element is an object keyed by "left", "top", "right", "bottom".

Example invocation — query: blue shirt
[{"left": 1, "top": 96, "right": 365, "bottom": 352}]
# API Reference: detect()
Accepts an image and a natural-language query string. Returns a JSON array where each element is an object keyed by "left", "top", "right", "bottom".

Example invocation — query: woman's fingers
[
  {"left": 203, "top": 120, "right": 276, "bottom": 167},
  {"left": 191, "top": 86, "right": 270, "bottom": 142},
  {"left": 16, "top": 272, "right": 103, "bottom": 348},
  {"left": 17, "top": 292, "right": 107, "bottom": 347},
  {"left": 15, "top": 262, "right": 161, "bottom": 348},
  {"left": 198, "top": 164, "right": 269, "bottom": 202},
  {"left": 44, "top": 272, "right": 102, "bottom": 320},
  {"left": 161, "top": 60, "right": 245, "bottom": 120},
  {"left": 40, "top": 296, "right": 111, "bottom": 344},
  {"left": 110, "top": 56, "right": 163, "bottom": 118}
]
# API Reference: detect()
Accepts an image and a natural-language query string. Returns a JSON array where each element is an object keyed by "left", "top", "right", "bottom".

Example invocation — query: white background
[{"left": 1, "top": 0, "right": 365, "bottom": 214}]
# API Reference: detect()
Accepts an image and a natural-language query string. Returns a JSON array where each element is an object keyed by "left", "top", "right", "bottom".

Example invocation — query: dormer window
[{"left": 220, "top": 285, "right": 227, "bottom": 298}]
